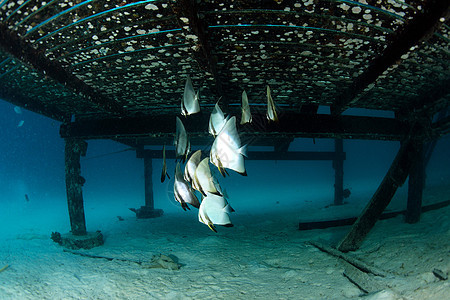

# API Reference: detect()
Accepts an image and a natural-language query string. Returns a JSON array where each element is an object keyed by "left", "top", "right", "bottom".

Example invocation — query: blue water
[{"left": 1, "top": 99, "right": 449, "bottom": 237}]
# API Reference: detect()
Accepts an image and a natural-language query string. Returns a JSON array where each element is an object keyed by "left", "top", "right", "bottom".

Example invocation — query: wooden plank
[
  {"left": 405, "top": 142, "right": 425, "bottom": 223},
  {"left": 299, "top": 199, "right": 450, "bottom": 230},
  {"left": 136, "top": 149, "right": 343, "bottom": 161},
  {"left": 171, "top": 0, "right": 224, "bottom": 105},
  {"left": 0, "top": 82, "right": 67, "bottom": 121},
  {"left": 0, "top": 23, "right": 124, "bottom": 116},
  {"left": 64, "top": 138, "right": 88, "bottom": 236},
  {"left": 144, "top": 157, "right": 154, "bottom": 209},
  {"left": 333, "top": 139, "right": 344, "bottom": 205},
  {"left": 332, "top": 0, "right": 450, "bottom": 115},
  {"left": 337, "top": 138, "right": 418, "bottom": 252},
  {"left": 432, "top": 111, "right": 450, "bottom": 138},
  {"left": 308, "top": 241, "right": 388, "bottom": 277}
]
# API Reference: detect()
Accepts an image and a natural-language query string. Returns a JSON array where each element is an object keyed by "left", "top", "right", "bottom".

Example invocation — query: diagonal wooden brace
[{"left": 337, "top": 137, "right": 420, "bottom": 252}]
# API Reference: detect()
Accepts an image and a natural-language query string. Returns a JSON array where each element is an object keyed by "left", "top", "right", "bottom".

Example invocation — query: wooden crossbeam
[
  {"left": 0, "top": 23, "right": 125, "bottom": 116},
  {"left": 0, "top": 83, "right": 66, "bottom": 121},
  {"left": 60, "top": 113, "right": 409, "bottom": 141},
  {"left": 136, "top": 149, "right": 344, "bottom": 161},
  {"left": 432, "top": 111, "right": 450, "bottom": 138},
  {"left": 332, "top": 0, "right": 450, "bottom": 115},
  {"left": 171, "top": 0, "right": 224, "bottom": 105},
  {"left": 405, "top": 141, "right": 425, "bottom": 224}
]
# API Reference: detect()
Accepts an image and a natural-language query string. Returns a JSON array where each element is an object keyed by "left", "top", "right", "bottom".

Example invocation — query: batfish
[
  {"left": 198, "top": 193, "right": 234, "bottom": 232},
  {"left": 184, "top": 150, "right": 201, "bottom": 185},
  {"left": 210, "top": 116, "right": 247, "bottom": 176},
  {"left": 194, "top": 157, "right": 222, "bottom": 197},
  {"left": 174, "top": 117, "right": 190, "bottom": 163},
  {"left": 160, "top": 145, "right": 170, "bottom": 183},
  {"left": 209, "top": 101, "right": 228, "bottom": 136},
  {"left": 174, "top": 163, "right": 199, "bottom": 210},
  {"left": 240, "top": 90, "right": 252, "bottom": 125},
  {"left": 266, "top": 85, "right": 278, "bottom": 122},
  {"left": 181, "top": 75, "right": 200, "bottom": 116}
]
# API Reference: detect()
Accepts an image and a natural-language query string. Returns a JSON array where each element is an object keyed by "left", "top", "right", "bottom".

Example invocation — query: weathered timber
[
  {"left": 337, "top": 138, "right": 419, "bottom": 252},
  {"left": 332, "top": 0, "right": 450, "bottom": 114},
  {"left": 0, "top": 23, "right": 124, "bottom": 116},
  {"left": 60, "top": 113, "right": 409, "bottom": 141},
  {"left": 65, "top": 138, "right": 88, "bottom": 236},
  {"left": 171, "top": 0, "right": 224, "bottom": 106},
  {"left": 274, "top": 137, "right": 293, "bottom": 153},
  {"left": 299, "top": 199, "right": 450, "bottom": 230},
  {"left": 300, "top": 104, "right": 319, "bottom": 114},
  {"left": 343, "top": 264, "right": 387, "bottom": 294},
  {"left": 404, "top": 81, "right": 450, "bottom": 120},
  {"left": 55, "top": 231, "right": 104, "bottom": 250},
  {"left": 137, "top": 149, "right": 344, "bottom": 161},
  {"left": 333, "top": 139, "right": 344, "bottom": 206},
  {"left": 0, "top": 82, "right": 67, "bottom": 121},
  {"left": 308, "top": 241, "right": 388, "bottom": 277},
  {"left": 406, "top": 141, "right": 425, "bottom": 223},
  {"left": 422, "top": 104, "right": 447, "bottom": 165},
  {"left": 144, "top": 157, "right": 154, "bottom": 209},
  {"left": 432, "top": 112, "right": 450, "bottom": 138},
  {"left": 129, "top": 155, "right": 163, "bottom": 219}
]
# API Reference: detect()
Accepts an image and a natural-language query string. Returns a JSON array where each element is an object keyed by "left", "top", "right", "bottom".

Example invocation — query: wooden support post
[
  {"left": 334, "top": 139, "right": 344, "bottom": 205},
  {"left": 406, "top": 142, "right": 425, "bottom": 224},
  {"left": 57, "top": 138, "right": 104, "bottom": 249},
  {"left": 144, "top": 157, "right": 154, "bottom": 209},
  {"left": 337, "top": 138, "right": 418, "bottom": 252},
  {"left": 129, "top": 151, "right": 164, "bottom": 219},
  {"left": 65, "top": 138, "right": 88, "bottom": 236}
]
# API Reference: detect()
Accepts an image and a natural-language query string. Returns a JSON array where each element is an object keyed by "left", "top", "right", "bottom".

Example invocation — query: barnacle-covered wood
[{"left": 0, "top": 0, "right": 448, "bottom": 124}]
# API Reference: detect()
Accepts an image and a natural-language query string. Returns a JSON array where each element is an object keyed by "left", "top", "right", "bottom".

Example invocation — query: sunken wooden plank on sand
[
  {"left": 308, "top": 240, "right": 388, "bottom": 277},
  {"left": 0, "top": 264, "right": 9, "bottom": 273}
]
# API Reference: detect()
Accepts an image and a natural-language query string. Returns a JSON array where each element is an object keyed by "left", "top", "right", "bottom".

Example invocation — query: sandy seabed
[{"left": 0, "top": 193, "right": 449, "bottom": 300}]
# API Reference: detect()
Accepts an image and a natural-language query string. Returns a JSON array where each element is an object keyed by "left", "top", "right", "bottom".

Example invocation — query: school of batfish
[{"left": 161, "top": 76, "right": 278, "bottom": 232}]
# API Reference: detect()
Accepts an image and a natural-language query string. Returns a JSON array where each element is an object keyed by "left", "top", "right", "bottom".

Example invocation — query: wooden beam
[
  {"left": 136, "top": 149, "right": 345, "bottom": 161},
  {"left": 0, "top": 83, "right": 67, "bottom": 121},
  {"left": 129, "top": 149, "right": 163, "bottom": 219},
  {"left": 60, "top": 113, "right": 409, "bottom": 141},
  {"left": 405, "top": 81, "right": 450, "bottom": 120},
  {"left": 300, "top": 199, "right": 450, "bottom": 230},
  {"left": 0, "top": 23, "right": 125, "bottom": 116},
  {"left": 333, "top": 139, "right": 344, "bottom": 206},
  {"left": 144, "top": 157, "right": 154, "bottom": 209},
  {"left": 337, "top": 137, "right": 419, "bottom": 252},
  {"left": 64, "top": 138, "right": 88, "bottom": 236},
  {"left": 405, "top": 142, "right": 425, "bottom": 224},
  {"left": 432, "top": 111, "right": 450, "bottom": 138},
  {"left": 171, "top": 0, "right": 224, "bottom": 105},
  {"left": 332, "top": 0, "right": 450, "bottom": 115}
]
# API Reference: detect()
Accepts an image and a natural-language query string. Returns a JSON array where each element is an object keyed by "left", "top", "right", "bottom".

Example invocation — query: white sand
[{"left": 0, "top": 186, "right": 449, "bottom": 300}]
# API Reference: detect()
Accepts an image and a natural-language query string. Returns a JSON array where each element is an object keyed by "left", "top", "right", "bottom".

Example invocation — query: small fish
[
  {"left": 184, "top": 150, "right": 202, "bottom": 185},
  {"left": 266, "top": 85, "right": 278, "bottom": 122},
  {"left": 25, "top": 194, "right": 30, "bottom": 202},
  {"left": 174, "top": 117, "right": 190, "bottom": 163},
  {"left": 240, "top": 90, "right": 252, "bottom": 125},
  {"left": 17, "top": 120, "right": 25, "bottom": 127},
  {"left": 174, "top": 163, "right": 199, "bottom": 210},
  {"left": 194, "top": 157, "right": 222, "bottom": 197},
  {"left": 209, "top": 101, "right": 228, "bottom": 136},
  {"left": 198, "top": 193, "right": 234, "bottom": 232},
  {"left": 160, "top": 145, "right": 170, "bottom": 183},
  {"left": 14, "top": 106, "right": 22, "bottom": 114},
  {"left": 210, "top": 116, "right": 247, "bottom": 176},
  {"left": 181, "top": 75, "right": 200, "bottom": 116}
]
